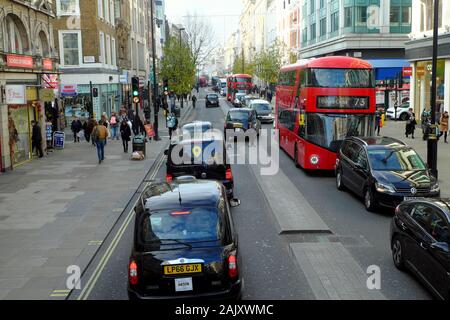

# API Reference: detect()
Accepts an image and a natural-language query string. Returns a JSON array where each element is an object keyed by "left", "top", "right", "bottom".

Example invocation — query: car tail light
[
  {"left": 395, "top": 206, "right": 401, "bottom": 215},
  {"left": 166, "top": 173, "right": 173, "bottom": 183},
  {"left": 228, "top": 253, "right": 238, "bottom": 279},
  {"left": 129, "top": 260, "right": 138, "bottom": 285},
  {"left": 226, "top": 168, "right": 233, "bottom": 181}
]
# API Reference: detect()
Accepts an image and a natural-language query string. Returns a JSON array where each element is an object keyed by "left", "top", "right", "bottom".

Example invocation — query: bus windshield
[
  {"left": 307, "top": 68, "right": 374, "bottom": 88},
  {"left": 306, "top": 114, "right": 375, "bottom": 152}
]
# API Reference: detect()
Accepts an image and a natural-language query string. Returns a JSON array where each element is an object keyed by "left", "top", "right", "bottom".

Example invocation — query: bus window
[{"left": 306, "top": 68, "right": 374, "bottom": 88}]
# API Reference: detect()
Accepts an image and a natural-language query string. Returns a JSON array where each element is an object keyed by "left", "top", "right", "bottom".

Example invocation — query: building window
[
  {"left": 302, "top": 28, "right": 308, "bottom": 43},
  {"left": 99, "top": 32, "right": 105, "bottom": 64},
  {"left": 98, "top": 0, "right": 103, "bottom": 19},
  {"left": 106, "top": 35, "right": 111, "bottom": 65},
  {"left": 331, "top": 12, "right": 339, "bottom": 33},
  {"left": 320, "top": 0, "right": 325, "bottom": 9},
  {"left": 5, "top": 14, "right": 29, "bottom": 54},
  {"left": 110, "top": 0, "right": 115, "bottom": 25},
  {"left": 104, "top": 0, "right": 110, "bottom": 23},
  {"left": 320, "top": 18, "right": 327, "bottom": 36},
  {"left": 310, "top": 0, "right": 315, "bottom": 14},
  {"left": 310, "top": 23, "right": 316, "bottom": 40},
  {"left": 57, "top": 0, "right": 80, "bottom": 16},
  {"left": 112, "top": 37, "right": 117, "bottom": 66},
  {"left": 38, "top": 31, "right": 50, "bottom": 57},
  {"left": 60, "top": 31, "right": 81, "bottom": 66},
  {"left": 355, "top": 6, "right": 367, "bottom": 27},
  {"left": 344, "top": 7, "right": 353, "bottom": 28},
  {"left": 420, "top": 0, "right": 441, "bottom": 32}
]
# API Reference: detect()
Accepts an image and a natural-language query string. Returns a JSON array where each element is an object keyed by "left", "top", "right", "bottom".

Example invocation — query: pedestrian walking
[
  {"left": 167, "top": 113, "right": 178, "bottom": 140},
  {"left": 169, "top": 93, "right": 176, "bottom": 113},
  {"left": 120, "top": 119, "right": 132, "bottom": 153},
  {"left": 375, "top": 107, "right": 384, "bottom": 136},
  {"left": 267, "top": 90, "right": 273, "bottom": 104},
  {"left": 110, "top": 112, "right": 120, "bottom": 140},
  {"left": 438, "top": 111, "right": 449, "bottom": 143},
  {"left": 85, "top": 118, "right": 95, "bottom": 144},
  {"left": 405, "top": 108, "right": 416, "bottom": 139},
  {"left": 91, "top": 121, "right": 108, "bottom": 164},
  {"left": 71, "top": 117, "right": 82, "bottom": 143},
  {"left": 192, "top": 94, "right": 197, "bottom": 109},
  {"left": 133, "top": 113, "right": 143, "bottom": 135},
  {"left": 31, "top": 120, "right": 44, "bottom": 158},
  {"left": 8, "top": 114, "right": 17, "bottom": 170}
]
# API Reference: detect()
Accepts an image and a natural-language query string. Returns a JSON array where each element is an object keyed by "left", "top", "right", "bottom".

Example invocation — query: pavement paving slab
[{"left": 0, "top": 110, "right": 174, "bottom": 299}]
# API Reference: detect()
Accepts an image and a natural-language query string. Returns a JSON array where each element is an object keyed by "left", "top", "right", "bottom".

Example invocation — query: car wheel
[
  {"left": 400, "top": 113, "right": 408, "bottom": 121},
  {"left": 364, "top": 187, "right": 377, "bottom": 212},
  {"left": 336, "top": 170, "right": 345, "bottom": 191},
  {"left": 392, "top": 236, "right": 406, "bottom": 271}
]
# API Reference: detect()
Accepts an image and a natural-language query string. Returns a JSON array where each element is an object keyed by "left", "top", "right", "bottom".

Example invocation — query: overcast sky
[{"left": 165, "top": 0, "right": 243, "bottom": 46}]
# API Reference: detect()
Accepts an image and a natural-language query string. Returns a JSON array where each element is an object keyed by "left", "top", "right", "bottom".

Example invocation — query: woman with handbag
[{"left": 8, "top": 114, "right": 18, "bottom": 170}]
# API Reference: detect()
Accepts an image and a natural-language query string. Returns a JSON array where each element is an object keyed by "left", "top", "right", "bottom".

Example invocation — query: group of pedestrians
[{"left": 404, "top": 108, "right": 449, "bottom": 142}]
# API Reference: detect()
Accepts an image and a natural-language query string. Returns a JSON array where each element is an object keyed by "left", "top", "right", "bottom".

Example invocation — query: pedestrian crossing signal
[{"left": 133, "top": 97, "right": 140, "bottom": 104}]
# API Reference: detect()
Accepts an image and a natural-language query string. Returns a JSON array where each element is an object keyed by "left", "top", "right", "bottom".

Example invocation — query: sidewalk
[
  {"left": 381, "top": 119, "right": 450, "bottom": 197},
  {"left": 0, "top": 105, "right": 191, "bottom": 300}
]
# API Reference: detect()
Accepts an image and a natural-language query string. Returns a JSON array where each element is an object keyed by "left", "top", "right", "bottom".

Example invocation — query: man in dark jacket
[
  {"left": 31, "top": 120, "right": 44, "bottom": 158},
  {"left": 71, "top": 117, "right": 82, "bottom": 143},
  {"left": 85, "top": 118, "right": 96, "bottom": 144}
]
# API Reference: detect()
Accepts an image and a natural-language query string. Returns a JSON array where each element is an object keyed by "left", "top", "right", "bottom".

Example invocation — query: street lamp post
[
  {"left": 427, "top": 0, "right": 439, "bottom": 178},
  {"left": 150, "top": 0, "right": 160, "bottom": 140}
]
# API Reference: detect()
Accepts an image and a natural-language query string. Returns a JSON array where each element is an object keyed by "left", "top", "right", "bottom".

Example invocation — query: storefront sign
[
  {"left": 26, "top": 87, "right": 38, "bottom": 101},
  {"left": 42, "top": 74, "right": 59, "bottom": 89},
  {"left": 43, "top": 59, "right": 53, "bottom": 70},
  {"left": 46, "top": 123, "right": 53, "bottom": 142},
  {"left": 6, "top": 54, "right": 34, "bottom": 68},
  {"left": 61, "top": 84, "right": 77, "bottom": 97},
  {"left": 84, "top": 56, "right": 95, "bottom": 63},
  {"left": 40, "top": 89, "right": 55, "bottom": 102},
  {"left": 402, "top": 67, "right": 413, "bottom": 77},
  {"left": 416, "top": 66, "right": 425, "bottom": 77},
  {"left": 5, "top": 85, "right": 26, "bottom": 104}
]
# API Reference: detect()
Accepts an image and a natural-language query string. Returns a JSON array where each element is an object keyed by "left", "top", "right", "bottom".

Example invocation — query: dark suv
[{"left": 335, "top": 137, "right": 440, "bottom": 211}]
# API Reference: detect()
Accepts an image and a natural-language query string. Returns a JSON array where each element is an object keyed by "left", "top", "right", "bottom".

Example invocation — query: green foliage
[
  {"left": 232, "top": 54, "right": 255, "bottom": 75},
  {"left": 254, "top": 40, "right": 284, "bottom": 85},
  {"left": 160, "top": 36, "right": 196, "bottom": 94}
]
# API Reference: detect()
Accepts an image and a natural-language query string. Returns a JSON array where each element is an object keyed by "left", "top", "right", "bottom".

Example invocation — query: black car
[
  {"left": 206, "top": 94, "right": 219, "bottom": 108},
  {"left": 336, "top": 137, "right": 440, "bottom": 211},
  {"left": 224, "top": 108, "right": 261, "bottom": 139},
  {"left": 165, "top": 133, "right": 234, "bottom": 198},
  {"left": 128, "top": 178, "right": 242, "bottom": 300},
  {"left": 391, "top": 198, "right": 450, "bottom": 300}
]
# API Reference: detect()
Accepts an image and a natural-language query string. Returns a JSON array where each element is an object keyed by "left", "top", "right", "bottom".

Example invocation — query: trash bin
[
  {"left": 174, "top": 106, "right": 181, "bottom": 118},
  {"left": 132, "top": 135, "right": 146, "bottom": 156}
]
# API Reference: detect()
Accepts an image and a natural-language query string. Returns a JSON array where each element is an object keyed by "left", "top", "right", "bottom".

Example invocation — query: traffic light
[
  {"left": 92, "top": 87, "right": 98, "bottom": 98},
  {"left": 132, "top": 76, "right": 140, "bottom": 104},
  {"left": 163, "top": 79, "right": 169, "bottom": 94}
]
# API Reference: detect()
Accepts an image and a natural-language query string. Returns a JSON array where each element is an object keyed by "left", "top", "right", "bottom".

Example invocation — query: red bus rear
[
  {"left": 275, "top": 56, "right": 376, "bottom": 170},
  {"left": 227, "top": 74, "right": 252, "bottom": 102}
]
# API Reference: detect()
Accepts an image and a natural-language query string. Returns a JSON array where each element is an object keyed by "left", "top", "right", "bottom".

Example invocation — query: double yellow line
[{"left": 76, "top": 154, "right": 166, "bottom": 300}]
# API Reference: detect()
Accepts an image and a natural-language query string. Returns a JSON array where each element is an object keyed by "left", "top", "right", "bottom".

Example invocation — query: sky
[{"left": 165, "top": 0, "right": 243, "bottom": 46}]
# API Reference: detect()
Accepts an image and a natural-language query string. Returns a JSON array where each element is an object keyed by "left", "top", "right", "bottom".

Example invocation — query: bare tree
[{"left": 183, "top": 13, "right": 216, "bottom": 68}]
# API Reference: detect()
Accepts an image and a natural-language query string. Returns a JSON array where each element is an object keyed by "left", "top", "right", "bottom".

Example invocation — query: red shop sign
[
  {"left": 43, "top": 59, "right": 53, "bottom": 70},
  {"left": 6, "top": 54, "right": 34, "bottom": 69},
  {"left": 402, "top": 67, "right": 413, "bottom": 77}
]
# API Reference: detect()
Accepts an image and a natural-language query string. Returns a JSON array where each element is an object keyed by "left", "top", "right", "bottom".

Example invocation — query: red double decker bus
[
  {"left": 226, "top": 74, "right": 252, "bottom": 101},
  {"left": 276, "top": 56, "right": 376, "bottom": 170}
]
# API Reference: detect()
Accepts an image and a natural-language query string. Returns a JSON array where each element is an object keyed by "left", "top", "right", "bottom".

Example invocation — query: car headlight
[
  {"left": 431, "top": 183, "right": 440, "bottom": 193},
  {"left": 375, "top": 182, "right": 396, "bottom": 194}
]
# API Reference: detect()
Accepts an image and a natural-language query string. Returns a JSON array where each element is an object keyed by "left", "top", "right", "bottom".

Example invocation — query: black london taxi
[
  {"left": 391, "top": 198, "right": 450, "bottom": 300},
  {"left": 128, "top": 178, "right": 242, "bottom": 300},
  {"left": 224, "top": 108, "right": 261, "bottom": 139},
  {"left": 165, "top": 133, "right": 234, "bottom": 198},
  {"left": 206, "top": 94, "right": 220, "bottom": 108},
  {"left": 336, "top": 137, "right": 440, "bottom": 211}
]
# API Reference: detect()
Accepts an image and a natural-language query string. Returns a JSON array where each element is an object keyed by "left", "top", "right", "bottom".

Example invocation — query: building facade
[
  {"left": 299, "top": 0, "right": 412, "bottom": 107},
  {"left": 0, "top": 0, "right": 59, "bottom": 172},
  {"left": 406, "top": 0, "right": 450, "bottom": 116}
]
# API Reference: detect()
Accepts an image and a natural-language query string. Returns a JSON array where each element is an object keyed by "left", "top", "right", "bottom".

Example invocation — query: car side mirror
[
  {"left": 229, "top": 198, "right": 241, "bottom": 208},
  {"left": 430, "top": 242, "right": 450, "bottom": 254}
]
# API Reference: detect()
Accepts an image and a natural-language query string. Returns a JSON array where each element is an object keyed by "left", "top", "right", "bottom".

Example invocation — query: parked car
[
  {"left": 391, "top": 198, "right": 450, "bottom": 300},
  {"left": 128, "top": 178, "right": 242, "bottom": 300},
  {"left": 386, "top": 103, "right": 410, "bottom": 121},
  {"left": 248, "top": 99, "right": 274, "bottom": 123},
  {"left": 206, "top": 94, "right": 220, "bottom": 108},
  {"left": 336, "top": 137, "right": 440, "bottom": 211}
]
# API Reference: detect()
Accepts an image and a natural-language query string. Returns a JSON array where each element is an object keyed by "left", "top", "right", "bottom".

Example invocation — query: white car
[{"left": 386, "top": 104, "right": 410, "bottom": 121}]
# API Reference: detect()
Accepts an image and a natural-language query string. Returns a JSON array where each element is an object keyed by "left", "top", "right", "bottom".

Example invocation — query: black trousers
[
  {"left": 32, "top": 140, "right": 44, "bottom": 158},
  {"left": 122, "top": 139, "right": 129, "bottom": 152}
]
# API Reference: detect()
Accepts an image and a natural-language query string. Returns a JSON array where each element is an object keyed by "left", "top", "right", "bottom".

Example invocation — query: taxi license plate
[
  {"left": 404, "top": 197, "right": 418, "bottom": 201},
  {"left": 234, "top": 124, "right": 243, "bottom": 128},
  {"left": 164, "top": 264, "right": 202, "bottom": 275}
]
